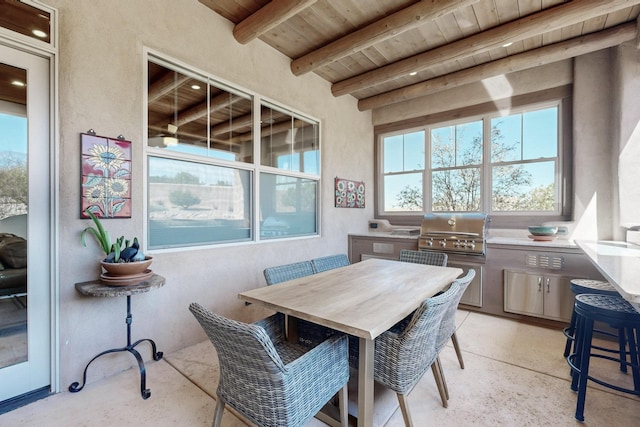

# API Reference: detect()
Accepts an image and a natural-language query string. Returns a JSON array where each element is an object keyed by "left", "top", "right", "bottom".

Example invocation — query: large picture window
[
  {"left": 378, "top": 103, "right": 564, "bottom": 219},
  {"left": 146, "top": 54, "right": 320, "bottom": 249}
]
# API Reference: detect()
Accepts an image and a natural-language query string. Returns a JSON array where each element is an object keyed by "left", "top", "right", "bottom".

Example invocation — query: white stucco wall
[
  {"left": 572, "top": 50, "right": 615, "bottom": 240},
  {"left": 613, "top": 43, "right": 640, "bottom": 233},
  {"left": 45, "top": 0, "right": 373, "bottom": 387}
]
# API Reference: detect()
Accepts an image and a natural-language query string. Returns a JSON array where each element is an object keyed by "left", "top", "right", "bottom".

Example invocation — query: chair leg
[
  {"left": 617, "top": 327, "right": 628, "bottom": 373},
  {"left": 436, "top": 356, "right": 449, "bottom": 401},
  {"left": 431, "top": 359, "right": 448, "bottom": 408},
  {"left": 451, "top": 332, "right": 465, "bottom": 369},
  {"left": 212, "top": 398, "right": 225, "bottom": 427},
  {"left": 563, "top": 308, "right": 577, "bottom": 357},
  {"left": 397, "top": 393, "right": 414, "bottom": 427},
  {"left": 338, "top": 383, "right": 349, "bottom": 427},
  {"left": 626, "top": 327, "right": 640, "bottom": 391},
  {"left": 575, "top": 316, "right": 594, "bottom": 422}
]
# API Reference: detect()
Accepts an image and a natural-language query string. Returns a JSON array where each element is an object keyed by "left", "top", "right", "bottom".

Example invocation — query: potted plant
[{"left": 81, "top": 209, "right": 152, "bottom": 276}]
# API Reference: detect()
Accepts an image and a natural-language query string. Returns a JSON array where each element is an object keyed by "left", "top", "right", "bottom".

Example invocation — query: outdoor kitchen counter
[
  {"left": 348, "top": 231, "right": 420, "bottom": 239},
  {"left": 487, "top": 236, "right": 579, "bottom": 250},
  {"left": 350, "top": 232, "right": 581, "bottom": 248},
  {"left": 575, "top": 240, "right": 640, "bottom": 312}
]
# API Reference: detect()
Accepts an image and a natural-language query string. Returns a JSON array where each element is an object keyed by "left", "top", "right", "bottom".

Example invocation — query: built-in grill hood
[{"left": 419, "top": 213, "right": 488, "bottom": 256}]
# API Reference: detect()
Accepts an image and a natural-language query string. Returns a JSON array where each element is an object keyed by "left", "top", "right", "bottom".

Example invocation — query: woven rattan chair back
[
  {"left": 375, "top": 281, "right": 460, "bottom": 392},
  {"left": 311, "top": 254, "right": 350, "bottom": 273},
  {"left": 371, "top": 281, "right": 460, "bottom": 426},
  {"left": 426, "top": 269, "right": 477, "bottom": 411},
  {"left": 399, "top": 249, "right": 448, "bottom": 267},
  {"left": 263, "top": 260, "right": 315, "bottom": 285},
  {"left": 436, "top": 269, "right": 476, "bottom": 353},
  {"left": 189, "top": 302, "right": 350, "bottom": 427}
]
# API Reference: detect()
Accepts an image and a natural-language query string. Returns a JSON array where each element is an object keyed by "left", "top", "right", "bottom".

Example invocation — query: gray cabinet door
[{"left": 450, "top": 261, "right": 482, "bottom": 308}]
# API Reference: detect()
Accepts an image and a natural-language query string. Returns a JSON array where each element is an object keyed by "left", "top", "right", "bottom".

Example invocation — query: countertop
[
  {"left": 349, "top": 231, "right": 578, "bottom": 249},
  {"left": 486, "top": 236, "right": 578, "bottom": 249},
  {"left": 575, "top": 240, "right": 640, "bottom": 310}
]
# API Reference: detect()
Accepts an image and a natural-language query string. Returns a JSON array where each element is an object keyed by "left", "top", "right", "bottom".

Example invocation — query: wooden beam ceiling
[
  {"left": 195, "top": 0, "right": 640, "bottom": 117},
  {"left": 359, "top": 22, "right": 637, "bottom": 111},
  {"left": 290, "top": 0, "right": 480, "bottom": 76},
  {"left": 233, "top": 0, "right": 318, "bottom": 44},
  {"left": 331, "top": 0, "right": 640, "bottom": 98}
]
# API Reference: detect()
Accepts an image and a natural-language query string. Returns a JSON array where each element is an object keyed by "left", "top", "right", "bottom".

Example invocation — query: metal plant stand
[{"left": 69, "top": 274, "right": 165, "bottom": 399}]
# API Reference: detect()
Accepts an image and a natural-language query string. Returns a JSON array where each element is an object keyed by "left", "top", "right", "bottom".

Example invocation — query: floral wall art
[
  {"left": 335, "top": 177, "right": 365, "bottom": 208},
  {"left": 81, "top": 132, "right": 132, "bottom": 218}
]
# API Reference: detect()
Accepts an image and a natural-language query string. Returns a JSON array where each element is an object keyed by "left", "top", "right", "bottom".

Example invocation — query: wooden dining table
[{"left": 238, "top": 257, "right": 463, "bottom": 427}]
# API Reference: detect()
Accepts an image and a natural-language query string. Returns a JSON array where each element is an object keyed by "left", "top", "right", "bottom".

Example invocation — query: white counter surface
[
  {"left": 486, "top": 236, "right": 577, "bottom": 249},
  {"left": 575, "top": 240, "right": 640, "bottom": 311}
]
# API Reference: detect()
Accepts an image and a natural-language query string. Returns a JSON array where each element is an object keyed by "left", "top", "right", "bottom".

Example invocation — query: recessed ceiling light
[
  {"left": 502, "top": 42, "right": 513, "bottom": 47},
  {"left": 11, "top": 81, "right": 26, "bottom": 87},
  {"left": 191, "top": 84, "right": 201, "bottom": 90},
  {"left": 32, "top": 29, "right": 47, "bottom": 38},
  {"left": 409, "top": 71, "right": 417, "bottom": 76}
]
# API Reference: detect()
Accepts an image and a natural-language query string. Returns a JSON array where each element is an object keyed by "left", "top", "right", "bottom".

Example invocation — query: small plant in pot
[{"left": 81, "top": 209, "right": 152, "bottom": 276}]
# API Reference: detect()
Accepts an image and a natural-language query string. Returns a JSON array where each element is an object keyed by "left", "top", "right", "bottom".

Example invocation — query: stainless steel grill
[{"left": 418, "top": 213, "right": 488, "bottom": 256}]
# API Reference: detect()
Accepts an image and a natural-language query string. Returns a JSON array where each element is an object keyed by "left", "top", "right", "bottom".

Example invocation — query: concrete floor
[{"left": 1, "top": 310, "right": 639, "bottom": 426}]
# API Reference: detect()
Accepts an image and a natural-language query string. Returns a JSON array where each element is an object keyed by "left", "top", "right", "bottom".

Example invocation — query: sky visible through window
[
  {"left": 383, "top": 106, "right": 558, "bottom": 212},
  {"left": 0, "top": 113, "right": 27, "bottom": 154}
]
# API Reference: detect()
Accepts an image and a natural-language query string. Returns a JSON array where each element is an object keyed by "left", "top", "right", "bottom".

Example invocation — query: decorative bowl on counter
[{"left": 528, "top": 226, "right": 558, "bottom": 236}]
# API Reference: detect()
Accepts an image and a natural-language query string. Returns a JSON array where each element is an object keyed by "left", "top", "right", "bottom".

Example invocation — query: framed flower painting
[
  {"left": 335, "top": 177, "right": 365, "bottom": 208},
  {"left": 81, "top": 133, "right": 132, "bottom": 218}
]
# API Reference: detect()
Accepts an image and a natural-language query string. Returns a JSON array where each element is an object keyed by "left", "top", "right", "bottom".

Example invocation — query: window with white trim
[
  {"left": 146, "top": 54, "right": 320, "bottom": 249},
  {"left": 379, "top": 103, "right": 563, "bottom": 217}
]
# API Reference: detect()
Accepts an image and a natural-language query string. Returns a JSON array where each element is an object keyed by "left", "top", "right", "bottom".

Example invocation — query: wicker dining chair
[
  {"left": 263, "top": 261, "right": 315, "bottom": 286},
  {"left": 348, "top": 281, "right": 460, "bottom": 427},
  {"left": 264, "top": 261, "right": 337, "bottom": 348},
  {"left": 311, "top": 254, "right": 350, "bottom": 273},
  {"left": 432, "top": 269, "right": 476, "bottom": 407},
  {"left": 189, "top": 303, "right": 349, "bottom": 427},
  {"left": 399, "top": 249, "right": 448, "bottom": 267}
]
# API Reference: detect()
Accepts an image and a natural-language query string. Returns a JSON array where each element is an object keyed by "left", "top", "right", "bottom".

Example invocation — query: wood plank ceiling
[{"left": 198, "top": 0, "right": 640, "bottom": 111}]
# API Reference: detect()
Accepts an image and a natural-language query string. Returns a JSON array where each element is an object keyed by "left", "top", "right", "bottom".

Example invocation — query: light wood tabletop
[{"left": 239, "top": 257, "right": 463, "bottom": 427}]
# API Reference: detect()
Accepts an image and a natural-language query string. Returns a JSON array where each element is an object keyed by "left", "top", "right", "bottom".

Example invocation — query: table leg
[
  {"left": 358, "top": 337, "right": 374, "bottom": 427},
  {"left": 69, "top": 295, "right": 163, "bottom": 399}
]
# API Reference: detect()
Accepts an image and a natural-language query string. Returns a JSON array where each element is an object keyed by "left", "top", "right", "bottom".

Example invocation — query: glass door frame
[{"left": 0, "top": 0, "right": 59, "bottom": 400}]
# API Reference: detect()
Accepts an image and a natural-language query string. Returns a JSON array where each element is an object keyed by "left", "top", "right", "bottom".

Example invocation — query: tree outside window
[{"left": 383, "top": 105, "right": 559, "bottom": 214}]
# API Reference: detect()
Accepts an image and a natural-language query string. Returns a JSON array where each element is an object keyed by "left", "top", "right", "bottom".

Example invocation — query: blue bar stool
[
  {"left": 563, "top": 279, "right": 628, "bottom": 372},
  {"left": 567, "top": 293, "right": 640, "bottom": 421}
]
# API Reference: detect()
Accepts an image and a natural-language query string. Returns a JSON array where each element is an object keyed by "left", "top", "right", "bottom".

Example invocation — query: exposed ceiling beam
[
  {"left": 332, "top": 0, "right": 640, "bottom": 97},
  {"left": 290, "top": 0, "right": 479, "bottom": 76},
  {"left": 148, "top": 72, "right": 190, "bottom": 104},
  {"left": 359, "top": 22, "right": 637, "bottom": 111},
  {"left": 210, "top": 112, "right": 252, "bottom": 136},
  {"left": 175, "top": 92, "right": 243, "bottom": 128},
  {"left": 232, "top": 0, "right": 318, "bottom": 44}
]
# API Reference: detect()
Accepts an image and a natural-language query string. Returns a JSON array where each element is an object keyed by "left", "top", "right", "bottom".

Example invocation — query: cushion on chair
[{"left": 0, "top": 234, "right": 27, "bottom": 269}]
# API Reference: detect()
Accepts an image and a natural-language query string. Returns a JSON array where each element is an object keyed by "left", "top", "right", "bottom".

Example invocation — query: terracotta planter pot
[{"left": 100, "top": 256, "right": 153, "bottom": 276}]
